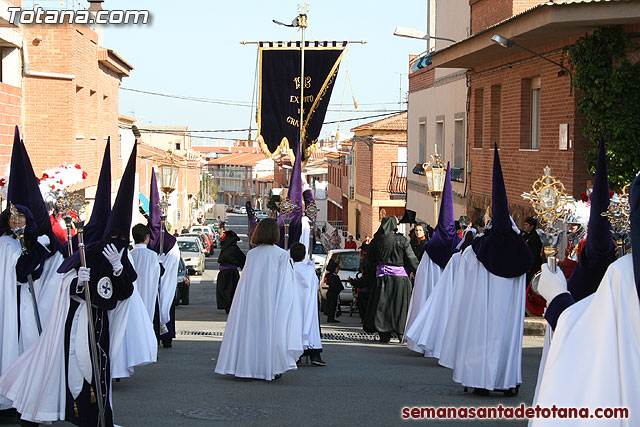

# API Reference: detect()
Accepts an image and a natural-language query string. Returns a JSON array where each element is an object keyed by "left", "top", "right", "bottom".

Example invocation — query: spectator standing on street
[
  {"left": 323, "top": 256, "right": 344, "bottom": 323},
  {"left": 215, "top": 218, "right": 303, "bottom": 380},
  {"left": 344, "top": 235, "right": 357, "bottom": 249},
  {"left": 329, "top": 229, "right": 341, "bottom": 250},
  {"left": 216, "top": 229, "right": 246, "bottom": 314},
  {"left": 409, "top": 223, "right": 428, "bottom": 261}
]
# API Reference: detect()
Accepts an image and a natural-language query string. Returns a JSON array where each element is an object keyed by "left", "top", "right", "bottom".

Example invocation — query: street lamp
[
  {"left": 393, "top": 27, "right": 457, "bottom": 43},
  {"left": 423, "top": 144, "right": 446, "bottom": 224},
  {"left": 157, "top": 151, "right": 179, "bottom": 244},
  {"left": 491, "top": 34, "right": 573, "bottom": 96}
]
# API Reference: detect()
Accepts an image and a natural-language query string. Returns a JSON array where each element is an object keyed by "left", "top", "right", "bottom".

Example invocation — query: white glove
[
  {"left": 102, "top": 244, "right": 124, "bottom": 273},
  {"left": 78, "top": 266, "right": 91, "bottom": 283},
  {"left": 37, "top": 234, "right": 50, "bottom": 248},
  {"left": 538, "top": 263, "right": 568, "bottom": 303}
]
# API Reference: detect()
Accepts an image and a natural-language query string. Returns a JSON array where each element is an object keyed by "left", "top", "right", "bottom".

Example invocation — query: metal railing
[{"left": 388, "top": 162, "right": 407, "bottom": 194}]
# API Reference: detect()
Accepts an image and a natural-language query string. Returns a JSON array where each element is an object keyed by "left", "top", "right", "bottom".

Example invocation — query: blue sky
[{"left": 103, "top": 1, "right": 429, "bottom": 144}]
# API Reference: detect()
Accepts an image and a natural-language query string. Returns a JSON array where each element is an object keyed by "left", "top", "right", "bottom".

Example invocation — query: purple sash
[
  {"left": 219, "top": 264, "right": 236, "bottom": 271},
  {"left": 376, "top": 264, "right": 408, "bottom": 278}
]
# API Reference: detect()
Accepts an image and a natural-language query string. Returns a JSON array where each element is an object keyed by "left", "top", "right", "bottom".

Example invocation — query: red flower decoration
[
  {"left": 59, "top": 180, "right": 63, "bottom": 185},
  {"left": 0, "top": 178, "right": 5, "bottom": 187},
  {"left": 41, "top": 173, "right": 49, "bottom": 180},
  {"left": 609, "top": 190, "right": 614, "bottom": 199},
  {"left": 51, "top": 185, "right": 56, "bottom": 190},
  {"left": 75, "top": 164, "right": 81, "bottom": 169},
  {"left": 82, "top": 171, "right": 88, "bottom": 179},
  {"left": 580, "top": 192, "right": 589, "bottom": 202}
]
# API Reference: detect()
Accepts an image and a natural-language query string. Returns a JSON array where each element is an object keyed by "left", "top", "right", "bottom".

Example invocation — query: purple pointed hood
[
  {"left": 424, "top": 163, "right": 461, "bottom": 268},
  {"left": 567, "top": 139, "right": 616, "bottom": 302},
  {"left": 6, "top": 126, "right": 62, "bottom": 255},
  {"left": 277, "top": 148, "right": 304, "bottom": 249},
  {"left": 148, "top": 166, "right": 177, "bottom": 255},
  {"left": 246, "top": 201, "right": 257, "bottom": 240},
  {"left": 67, "top": 139, "right": 112, "bottom": 254},
  {"left": 102, "top": 143, "right": 136, "bottom": 240},
  {"left": 472, "top": 145, "right": 532, "bottom": 278}
]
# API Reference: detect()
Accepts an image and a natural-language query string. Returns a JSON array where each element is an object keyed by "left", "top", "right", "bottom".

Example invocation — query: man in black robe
[
  {"left": 323, "top": 258, "right": 343, "bottom": 323},
  {"left": 216, "top": 229, "right": 246, "bottom": 313},
  {"left": 521, "top": 216, "right": 543, "bottom": 285},
  {"left": 363, "top": 216, "right": 419, "bottom": 343}
]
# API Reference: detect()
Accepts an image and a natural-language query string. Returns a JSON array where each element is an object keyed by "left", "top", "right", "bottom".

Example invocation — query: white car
[
  {"left": 318, "top": 249, "right": 361, "bottom": 308},
  {"left": 190, "top": 225, "right": 214, "bottom": 235},
  {"left": 177, "top": 236, "right": 205, "bottom": 275}
]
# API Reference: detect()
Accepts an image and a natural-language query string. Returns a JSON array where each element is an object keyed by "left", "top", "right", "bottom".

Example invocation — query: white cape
[
  {"left": 110, "top": 252, "right": 157, "bottom": 379},
  {"left": 405, "top": 251, "right": 462, "bottom": 358},
  {"left": 158, "top": 244, "right": 180, "bottom": 329},
  {"left": 0, "top": 236, "right": 64, "bottom": 410},
  {"left": 0, "top": 270, "right": 130, "bottom": 423},
  {"left": 532, "top": 254, "right": 640, "bottom": 426},
  {"left": 215, "top": 244, "right": 303, "bottom": 380},
  {"left": 405, "top": 253, "right": 443, "bottom": 353},
  {"left": 293, "top": 261, "right": 322, "bottom": 351},
  {"left": 438, "top": 247, "right": 525, "bottom": 390},
  {"left": 300, "top": 216, "right": 311, "bottom": 260},
  {"left": 129, "top": 245, "right": 160, "bottom": 321}
]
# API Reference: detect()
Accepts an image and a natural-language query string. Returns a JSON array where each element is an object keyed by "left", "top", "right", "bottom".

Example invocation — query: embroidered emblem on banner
[{"left": 97, "top": 277, "right": 113, "bottom": 299}]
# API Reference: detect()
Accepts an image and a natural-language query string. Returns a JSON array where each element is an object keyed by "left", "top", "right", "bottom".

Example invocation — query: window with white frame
[
  {"left": 418, "top": 117, "right": 426, "bottom": 163},
  {"left": 530, "top": 76, "right": 541, "bottom": 150},
  {"left": 454, "top": 116, "right": 464, "bottom": 168},
  {"left": 435, "top": 116, "right": 445, "bottom": 160}
]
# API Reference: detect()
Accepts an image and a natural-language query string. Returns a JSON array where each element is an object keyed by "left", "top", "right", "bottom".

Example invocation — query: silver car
[
  {"left": 318, "top": 249, "right": 361, "bottom": 309},
  {"left": 177, "top": 236, "right": 205, "bottom": 275}
]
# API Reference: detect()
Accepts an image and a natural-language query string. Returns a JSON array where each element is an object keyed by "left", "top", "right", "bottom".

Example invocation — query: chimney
[{"left": 88, "top": 1, "right": 104, "bottom": 12}]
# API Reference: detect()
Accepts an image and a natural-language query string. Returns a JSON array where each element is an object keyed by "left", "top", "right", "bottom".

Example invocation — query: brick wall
[
  {"left": 0, "top": 83, "right": 21, "bottom": 166},
  {"left": 22, "top": 23, "right": 126, "bottom": 190},
  {"left": 467, "top": 48, "right": 589, "bottom": 226},
  {"left": 469, "top": 0, "right": 545, "bottom": 34},
  {"left": 409, "top": 66, "right": 435, "bottom": 94}
]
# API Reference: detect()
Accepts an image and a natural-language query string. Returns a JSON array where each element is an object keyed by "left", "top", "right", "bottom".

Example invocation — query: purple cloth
[
  {"left": 376, "top": 264, "right": 408, "bottom": 278},
  {"left": 219, "top": 264, "right": 237, "bottom": 271},
  {"left": 277, "top": 146, "right": 304, "bottom": 249},
  {"left": 148, "top": 167, "right": 177, "bottom": 255},
  {"left": 424, "top": 163, "right": 461, "bottom": 269}
]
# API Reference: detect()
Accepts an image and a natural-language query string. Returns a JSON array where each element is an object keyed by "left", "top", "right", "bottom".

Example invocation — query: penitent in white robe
[
  {"left": 215, "top": 244, "right": 304, "bottom": 380},
  {"left": 293, "top": 260, "right": 322, "bottom": 351},
  {"left": 438, "top": 247, "right": 526, "bottom": 391},
  {"left": 158, "top": 244, "right": 180, "bottom": 330},
  {"left": 404, "top": 253, "right": 444, "bottom": 353},
  {"left": 300, "top": 216, "right": 312, "bottom": 260},
  {"left": 0, "top": 235, "right": 64, "bottom": 410},
  {"left": 404, "top": 250, "right": 463, "bottom": 358},
  {"left": 0, "top": 270, "right": 129, "bottom": 423},
  {"left": 110, "top": 252, "right": 158, "bottom": 379},
  {"left": 532, "top": 254, "right": 640, "bottom": 427},
  {"left": 129, "top": 244, "right": 160, "bottom": 321}
]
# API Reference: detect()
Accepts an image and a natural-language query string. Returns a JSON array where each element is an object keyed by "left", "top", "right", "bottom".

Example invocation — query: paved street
[{"left": 30, "top": 213, "right": 544, "bottom": 426}]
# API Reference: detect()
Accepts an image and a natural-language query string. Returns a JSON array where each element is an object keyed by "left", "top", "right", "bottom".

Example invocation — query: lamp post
[
  {"left": 491, "top": 34, "right": 573, "bottom": 96},
  {"left": 423, "top": 144, "right": 446, "bottom": 225},
  {"left": 157, "top": 153, "right": 179, "bottom": 254},
  {"left": 393, "top": 27, "right": 457, "bottom": 43}
]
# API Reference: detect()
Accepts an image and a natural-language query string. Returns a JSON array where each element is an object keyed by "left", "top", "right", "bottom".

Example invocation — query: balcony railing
[{"left": 388, "top": 162, "right": 407, "bottom": 195}]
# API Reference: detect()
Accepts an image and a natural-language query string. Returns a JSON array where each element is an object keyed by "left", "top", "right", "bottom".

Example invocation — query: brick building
[
  {"left": 425, "top": 0, "right": 640, "bottom": 224},
  {"left": 0, "top": 0, "right": 22, "bottom": 166},
  {"left": 406, "top": 0, "right": 470, "bottom": 226}
]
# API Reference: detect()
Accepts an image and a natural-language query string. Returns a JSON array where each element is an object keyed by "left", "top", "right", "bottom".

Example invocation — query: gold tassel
[
  {"left": 90, "top": 387, "right": 96, "bottom": 404},
  {"left": 73, "top": 401, "right": 79, "bottom": 417}
]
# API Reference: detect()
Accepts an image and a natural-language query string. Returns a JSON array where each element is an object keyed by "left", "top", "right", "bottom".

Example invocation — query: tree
[{"left": 568, "top": 27, "right": 640, "bottom": 189}]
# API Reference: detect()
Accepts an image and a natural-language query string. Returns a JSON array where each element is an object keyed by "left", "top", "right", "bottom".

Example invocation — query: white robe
[
  {"left": 0, "top": 235, "right": 63, "bottom": 410},
  {"left": 404, "top": 250, "right": 462, "bottom": 358},
  {"left": 0, "top": 270, "right": 130, "bottom": 423},
  {"left": 293, "top": 261, "right": 322, "bottom": 351},
  {"left": 300, "top": 216, "right": 311, "bottom": 260},
  {"left": 129, "top": 244, "right": 160, "bottom": 321},
  {"left": 158, "top": 244, "right": 180, "bottom": 330},
  {"left": 215, "top": 244, "right": 303, "bottom": 380},
  {"left": 110, "top": 252, "right": 158, "bottom": 379},
  {"left": 404, "top": 253, "right": 443, "bottom": 353},
  {"left": 438, "top": 247, "right": 526, "bottom": 390},
  {"left": 532, "top": 254, "right": 640, "bottom": 427}
]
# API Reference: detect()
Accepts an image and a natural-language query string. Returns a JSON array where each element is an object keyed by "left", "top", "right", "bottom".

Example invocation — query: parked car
[
  {"left": 176, "top": 257, "right": 190, "bottom": 305},
  {"left": 226, "top": 205, "right": 233, "bottom": 213},
  {"left": 182, "top": 233, "right": 211, "bottom": 256},
  {"left": 190, "top": 225, "right": 217, "bottom": 249},
  {"left": 239, "top": 206, "right": 247, "bottom": 214},
  {"left": 177, "top": 236, "right": 205, "bottom": 275},
  {"left": 204, "top": 217, "right": 219, "bottom": 227},
  {"left": 318, "top": 249, "right": 361, "bottom": 310},
  {"left": 231, "top": 205, "right": 243, "bottom": 213},
  {"left": 312, "top": 242, "right": 327, "bottom": 271},
  {"left": 256, "top": 212, "right": 269, "bottom": 221}
]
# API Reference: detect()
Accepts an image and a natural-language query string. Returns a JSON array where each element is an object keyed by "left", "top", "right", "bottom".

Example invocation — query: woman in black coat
[{"left": 216, "top": 230, "right": 246, "bottom": 313}]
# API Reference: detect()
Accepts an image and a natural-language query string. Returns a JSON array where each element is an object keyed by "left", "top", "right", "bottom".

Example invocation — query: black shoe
[
  {"left": 378, "top": 332, "right": 391, "bottom": 343},
  {"left": 273, "top": 373, "right": 282, "bottom": 380},
  {"left": 296, "top": 357, "right": 302, "bottom": 366},
  {"left": 502, "top": 384, "right": 520, "bottom": 397},
  {"left": 472, "top": 388, "right": 490, "bottom": 396},
  {"left": 326, "top": 318, "right": 340, "bottom": 323},
  {"left": 162, "top": 339, "right": 173, "bottom": 348},
  {"left": 310, "top": 354, "right": 326, "bottom": 366}
]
